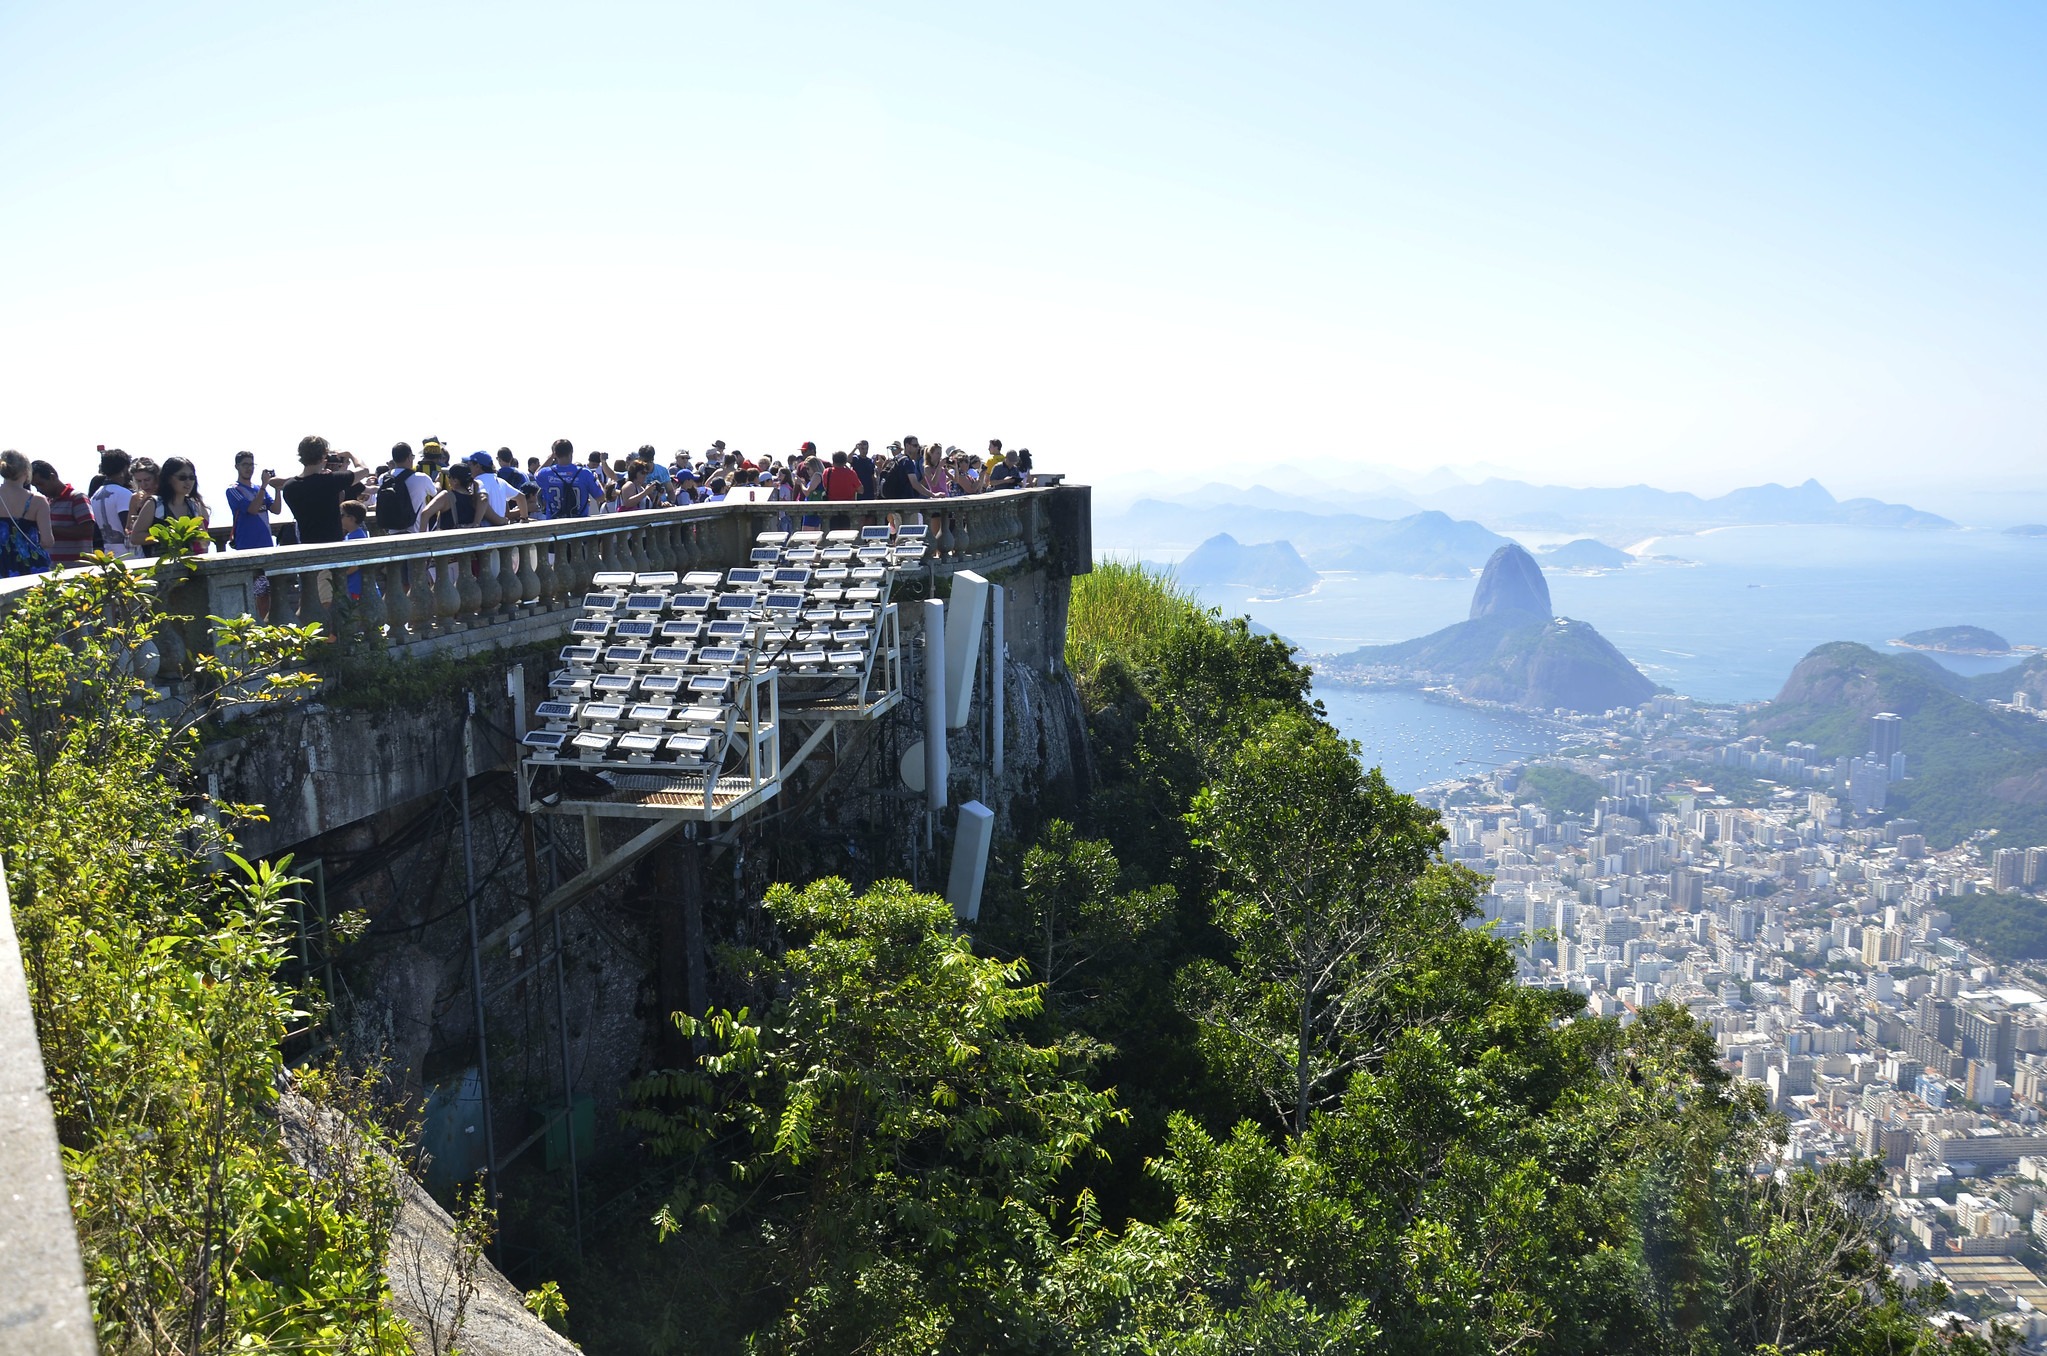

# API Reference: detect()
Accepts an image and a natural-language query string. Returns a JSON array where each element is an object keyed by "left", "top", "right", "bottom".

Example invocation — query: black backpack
[{"left": 375, "top": 468, "right": 418, "bottom": 533}]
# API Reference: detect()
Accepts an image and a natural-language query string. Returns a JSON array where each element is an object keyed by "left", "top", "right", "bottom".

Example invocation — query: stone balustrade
[{"left": 0, "top": 485, "right": 1090, "bottom": 684}]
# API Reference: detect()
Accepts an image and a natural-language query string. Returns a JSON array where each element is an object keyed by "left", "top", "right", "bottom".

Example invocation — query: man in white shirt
[
  {"left": 465, "top": 452, "right": 520, "bottom": 523},
  {"left": 88, "top": 448, "right": 136, "bottom": 557}
]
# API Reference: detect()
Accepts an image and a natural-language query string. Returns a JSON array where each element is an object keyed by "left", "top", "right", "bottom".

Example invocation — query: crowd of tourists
[{"left": 0, "top": 435, "right": 1037, "bottom": 578}]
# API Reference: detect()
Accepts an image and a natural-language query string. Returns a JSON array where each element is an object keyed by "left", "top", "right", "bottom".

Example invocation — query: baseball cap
[
  {"left": 466, "top": 451, "right": 495, "bottom": 470},
  {"left": 800, "top": 441, "right": 816, "bottom": 454}
]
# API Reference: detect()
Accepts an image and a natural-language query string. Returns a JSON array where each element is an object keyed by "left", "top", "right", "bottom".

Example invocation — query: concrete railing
[
  {"left": 0, "top": 485, "right": 1091, "bottom": 682},
  {"left": 0, "top": 859, "right": 98, "bottom": 1354}
]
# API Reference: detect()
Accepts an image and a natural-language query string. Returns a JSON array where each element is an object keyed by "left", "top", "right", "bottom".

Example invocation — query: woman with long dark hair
[{"left": 127, "top": 455, "right": 210, "bottom": 556}]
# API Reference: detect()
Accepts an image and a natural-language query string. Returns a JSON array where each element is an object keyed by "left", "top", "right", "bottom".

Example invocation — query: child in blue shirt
[{"left": 341, "top": 500, "right": 369, "bottom": 600}]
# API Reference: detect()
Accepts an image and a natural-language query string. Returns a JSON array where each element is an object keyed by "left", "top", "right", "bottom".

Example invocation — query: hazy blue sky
[{"left": 3, "top": 2, "right": 2042, "bottom": 506}]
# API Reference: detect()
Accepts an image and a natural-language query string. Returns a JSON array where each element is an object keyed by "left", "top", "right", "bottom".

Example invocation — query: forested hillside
[
  {"left": 553, "top": 563, "right": 1985, "bottom": 1354},
  {"left": 1750, "top": 641, "right": 2047, "bottom": 853}
]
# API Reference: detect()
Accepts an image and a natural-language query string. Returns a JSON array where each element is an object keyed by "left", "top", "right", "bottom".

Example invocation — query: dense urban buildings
[{"left": 1394, "top": 690, "right": 2047, "bottom": 1342}]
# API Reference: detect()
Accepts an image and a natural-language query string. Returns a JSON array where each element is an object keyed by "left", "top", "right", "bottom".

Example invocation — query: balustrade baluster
[
  {"left": 390, "top": 560, "right": 422, "bottom": 642},
  {"left": 496, "top": 545, "right": 522, "bottom": 617},
  {"left": 534, "top": 541, "right": 560, "bottom": 609},
  {"left": 270, "top": 571, "right": 302, "bottom": 628},
  {"left": 407, "top": 559, "right": 437, "bottom": 637},
  {"left": 435, "top": 553, "right": 464, "bottom": 633},
  {"left": 556, "top": 538, "right": 582, "bottom": 600},
  {"left": 520, "top": 541, "right": 542, "bottom": 608},
  {"left": 377, "top": 562, "right": 410, "bottom": 644},
  {"left": 356, "top": 559, "right": 387, "bottom": 643},
  {"left": 475, "top": 544, "right": 503, "bottom": 618},
  {"left": 571, "top": 535, "right": 599, "bottom": 594},
  {"left": 457, "top": 547, "right": 485, "bottom": 622}
]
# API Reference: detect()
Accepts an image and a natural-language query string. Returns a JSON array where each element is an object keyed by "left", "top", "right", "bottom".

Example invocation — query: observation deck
[{"left": 0, "top": 483, "right": 1090, "bottom": 857}]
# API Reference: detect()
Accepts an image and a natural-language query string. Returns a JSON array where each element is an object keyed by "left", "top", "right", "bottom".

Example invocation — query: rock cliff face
[{"left": 1467, "top": 543, "right": 1552, "bottom": 620}]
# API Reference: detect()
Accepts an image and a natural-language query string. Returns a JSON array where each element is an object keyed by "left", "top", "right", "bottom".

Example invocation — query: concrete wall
[
  {"left": 200, "top": 668, "right": 529, "bottom": 861},
  {"left": 0, "top": 862, "right": 97, "bottom": 1355}
]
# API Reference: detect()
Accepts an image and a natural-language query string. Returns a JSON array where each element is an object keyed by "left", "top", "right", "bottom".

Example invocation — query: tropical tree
[
  {"left": 1180, "top": 710, "right": 1460, "bottom": 1134},
  {"left": 0, "top": 562, "right": 403, "bottom": 1354},
  {"left": 1010, "top": 819, "right": 1176, "bottom": 1019},
  {"left": 626, "top": 876, "right": 1125, "bottom": 1355}
]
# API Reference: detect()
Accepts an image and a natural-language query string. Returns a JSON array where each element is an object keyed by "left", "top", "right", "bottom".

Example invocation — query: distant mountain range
[
  {"left": 1329, "top": 544, "right": 1656, "bottom": 713},
  {"left": 1114, "top": 502, "right": 1510, "bottom": 576},
  {"left": 1419, "top": 476, "right": 1951, "bottom": 534},
  {"left": 1103, "top": 475, "right": 1952, "bottom": 561}
]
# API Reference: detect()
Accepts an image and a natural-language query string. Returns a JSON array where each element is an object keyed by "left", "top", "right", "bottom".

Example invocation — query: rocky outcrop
[
  {"left": 1468, "top": 543, "right": 1552, "bottom": 620},
  {"left": 278, "top": 1093, "right": 577, "bottom": 1356},
  {"left": 1334, "top": 545, "right": 1653, "bottom": 713},
  {"left": 1457, "top": 617, "right": 1657, "bottom": 712}
]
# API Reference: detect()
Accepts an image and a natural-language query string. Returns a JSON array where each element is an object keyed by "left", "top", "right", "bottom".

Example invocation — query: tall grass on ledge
[{"left": 1066, "top": 558, "right": 1204, "bottom": 686}]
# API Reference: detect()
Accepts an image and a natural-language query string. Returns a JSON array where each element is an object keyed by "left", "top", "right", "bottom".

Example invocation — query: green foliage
[
  {"left": 1515, "top": 764, "right": 1605, "bottom": 818},
  {"left": 1066, "top": 559, "right": 1206, "bottom": 695},
  {"left": 0, "top": 565, "right": 407, "bottom": 1354},
  {"left": 978, "top": 818, "right": 1177, "bottom": 1026},
  {"left": 1940, "top": 892, "right": 2047, "bottom": 962},
  {"left": 1049, "top": 1002, "right": 1982, "bottom": 1355},
  {"left": 522, "top": 1279, "right": 570, "bottom": 1328},
  {"left": 1068, "top": 558, "right": 1316, "bottom": 896},
  {"left": 623, "top": 877, "right": 1125, "bottom": 1355},
  {"left": 1181, "top": 711, "right": 1457, "bottom": 1134}
]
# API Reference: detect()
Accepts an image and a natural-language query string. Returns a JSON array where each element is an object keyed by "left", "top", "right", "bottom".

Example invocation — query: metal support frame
[
  {"left": 450, "top": 691, "right": 586, "bottom": 1266},
  {"left": 458, "top": 694, "right": 501, "bottom": 1233}
]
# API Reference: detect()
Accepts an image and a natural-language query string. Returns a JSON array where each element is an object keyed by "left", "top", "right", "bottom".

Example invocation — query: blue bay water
[
  {"left": 1315, "top": 686, "right": 1568, "bottom": 792},
  {"left": 1158, "top": 525, "right": 2047, "bottom": 787}
]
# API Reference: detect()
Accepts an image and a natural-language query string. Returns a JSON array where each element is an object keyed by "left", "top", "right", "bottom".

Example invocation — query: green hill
[
  {"left": 1747, "top": 642, "right": 2047, "bottom": 851},
  {"left": 1894, "top": 625, "right": 2010, "bottom": 654},
  {"left": 1514, "top": 765, "right": 1603, "bottom": 817},
  {"left": 1539, "top": 538, "right": 1634, "bottom": 571},
  {"left": 1940, "top": 893, "right": 2047, "bottom": 963},
  {"left": 1340, "top": 611, "right": 1655, "bottom": 713}
]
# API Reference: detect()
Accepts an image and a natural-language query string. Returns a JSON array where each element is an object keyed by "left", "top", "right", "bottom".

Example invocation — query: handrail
[{"left": 0, "top": 484, "right": 1093, "bottom": 682}]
